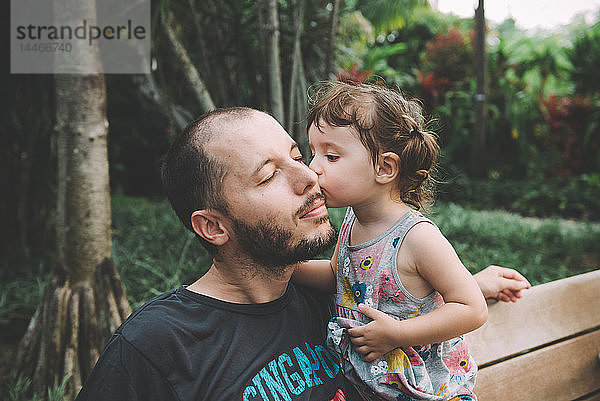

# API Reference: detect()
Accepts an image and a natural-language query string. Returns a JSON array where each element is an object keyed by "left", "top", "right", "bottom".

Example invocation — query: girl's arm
[
  {"left": 348, "top": 223, "right": 487, "bottom": 361},
  {"left": 291, "top": 241, "right": 339, "bottom": 293}
]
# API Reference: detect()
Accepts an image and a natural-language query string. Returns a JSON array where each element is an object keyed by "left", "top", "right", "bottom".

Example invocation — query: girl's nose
[{"left": 308, "top": 157, "right": 322, "bottom": 175}]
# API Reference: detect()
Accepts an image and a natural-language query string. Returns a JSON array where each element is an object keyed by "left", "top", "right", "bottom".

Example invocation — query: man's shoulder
[
  {"left": 292, "top": 281, "right": 333, "bottom": 303},
  {"left": 289, "top": 282, "right": 335, "bottom": 323},
  {"left": 117, "top": 287, "right": 197, "bottom": 345}
]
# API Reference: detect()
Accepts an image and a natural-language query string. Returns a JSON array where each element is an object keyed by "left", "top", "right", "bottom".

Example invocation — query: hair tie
[
  {"left": 416, "top": 169, "right": 429, "bottom": 180},
  {"left": 409, "top": 127, "right": 423, "bottom": 139}
]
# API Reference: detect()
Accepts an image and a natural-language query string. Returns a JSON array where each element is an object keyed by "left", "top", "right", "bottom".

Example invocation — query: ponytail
[{"left": 398, "top": 125, "right": 439, "bottom": 210}]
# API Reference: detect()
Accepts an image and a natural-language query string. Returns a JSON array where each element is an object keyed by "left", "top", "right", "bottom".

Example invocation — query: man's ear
[
  {"left": 190, "top": 210, "right": 230, "bottom": 246},
  {"left": 375, "top": 152, "right": 400, "bottom": 184}
]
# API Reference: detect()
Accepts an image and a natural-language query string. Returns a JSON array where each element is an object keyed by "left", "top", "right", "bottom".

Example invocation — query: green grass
[
  {"left": 429, "top": 202, "right": 600, "bottom": 285},
  {"left": 110, "top": 196, "right": 213, "bottom": 309},
  {"left": 3, "top": 374, "right": 70, "bottom": 401},
  {"left": 1, "top": 196, "right": 599, "bottom": 399}
]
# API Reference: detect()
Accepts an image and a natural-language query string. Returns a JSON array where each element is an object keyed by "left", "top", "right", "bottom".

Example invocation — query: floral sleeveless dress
[{"left": 327, "top": 207, "right": 477, "bottom": 400}]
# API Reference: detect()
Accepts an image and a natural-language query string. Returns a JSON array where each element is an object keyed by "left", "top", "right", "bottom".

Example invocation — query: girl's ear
[
  {"left": 375, "top": 152, "right": 400, "bottom": 184},
  {"left": 190, "top": 210, "right": 230, "bottom": 246}
]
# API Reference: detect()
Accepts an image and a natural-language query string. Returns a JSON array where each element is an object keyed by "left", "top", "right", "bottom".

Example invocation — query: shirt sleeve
[{"left": 75, "top": 333, "right": 179, "bottom": 401}]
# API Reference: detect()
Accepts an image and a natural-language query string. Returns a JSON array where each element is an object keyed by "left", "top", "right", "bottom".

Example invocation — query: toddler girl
[{"left": 294, "top": 82, "right": 488, "bottom": 401}]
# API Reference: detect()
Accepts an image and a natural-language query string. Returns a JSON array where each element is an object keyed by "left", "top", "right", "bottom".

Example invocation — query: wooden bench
[{"left": 467, "top": 269, "right": 600, "bottom": 401}]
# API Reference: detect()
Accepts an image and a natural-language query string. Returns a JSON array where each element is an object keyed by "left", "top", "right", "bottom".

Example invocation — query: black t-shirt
[{"left": 75, "top": 283, "right": 359, "bottom": 401}]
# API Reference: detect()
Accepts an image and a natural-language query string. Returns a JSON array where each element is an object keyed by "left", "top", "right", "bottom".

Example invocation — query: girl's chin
[{"left": 323, "top": 198, "right": 343, "bottom": 209}]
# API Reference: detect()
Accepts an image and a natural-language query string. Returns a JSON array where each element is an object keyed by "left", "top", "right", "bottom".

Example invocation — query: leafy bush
[
  {"left": 2, "top": 374, "right": 69, "bottom": 401},
  {"left": 568, "top": 22, "right": 600, "bottom": 96},
  {"left": 429, "top": 202, "right": 600, "bottom": 285},
  {"left": 110, "top": 196, "right": 213, "bottom": 309},
  {"left": 416, "top": 28, "right": 473, "bottom": 110},
  {"left": 538, "top": 94, "right": 600, "bottom": 175},
  {"left": 437, "top": 174, "right": 600, "bottom": 220}
]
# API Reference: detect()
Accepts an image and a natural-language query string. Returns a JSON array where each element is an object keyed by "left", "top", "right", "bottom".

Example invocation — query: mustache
[{"left": 296, "top": 192, "right": 326, "bottom": 217}]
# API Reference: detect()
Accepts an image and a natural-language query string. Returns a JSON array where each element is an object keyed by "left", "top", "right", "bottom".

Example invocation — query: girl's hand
[
  {"left": 475, "top": 265, "right": 531, "bottom": 302},
  {"left": 346, "top": 303, "right": 402, "bottom": 362}
]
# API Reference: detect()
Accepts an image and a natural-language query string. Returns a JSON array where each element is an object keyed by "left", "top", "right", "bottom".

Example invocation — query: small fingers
[
  {"left": 347, "top": 326, "right": 363, "bottom": 337},
  {"left": 362, "top": 352, "right": 380, "bottom": 362},
  {"left": 499, "top": 268, "right": 531, "bottom": 289},
  {"left": 498, "top": 291, "right": 517, "bottom": 303},
  {"left": 353, "top": 344, "right": 371, "bottom": 356},
  {"left": 496, "top": 293, "right": 510, "bottom": 302},
  {"left": 502, "top": 289, "right": 519, "bottom": 302},
  {"left": 349, "top": 336, "right": 366, "bottom": 346}
]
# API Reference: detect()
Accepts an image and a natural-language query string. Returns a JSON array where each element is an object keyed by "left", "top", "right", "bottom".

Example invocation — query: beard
[{"left": 229, "top": 213, "right": 337, "bottom": 277}]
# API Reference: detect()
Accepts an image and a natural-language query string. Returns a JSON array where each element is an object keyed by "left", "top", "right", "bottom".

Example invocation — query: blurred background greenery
[{"left": 2, "top": 0, "right": 599, "bottom": 398}]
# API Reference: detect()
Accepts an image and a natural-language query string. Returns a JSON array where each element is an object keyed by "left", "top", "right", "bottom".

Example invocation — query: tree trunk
[
  {"left": 15, "top": 2, "right": 130, "bottom": 398},
  {"left": 263, "top": 0, "right": 285, "bottom": 124},
  {"left": 287, "top": 0, "right": 306, "bottom": 136},
  {"left": 187, "top": 0, "right": 229, "bottom": 106},
  {"left": 133, "top": 74, "right": 190, "bottom": 133},
  {"left": 325, "top": 0, "right": 342, "bottom": 78},
  {"left": 162, "top": 11, "right": 216, "bottom": 113},
  {"left": 471, "top": 0, "right": 488, "bottom": 178},
  {"left": 295, "top": 54, "right": 310, "bottom": 159}
]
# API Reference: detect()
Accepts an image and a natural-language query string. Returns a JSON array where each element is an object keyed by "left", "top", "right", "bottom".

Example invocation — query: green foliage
[
  {"left": 2, "top": 374, "right": 70, "bottom": 401},
  {"left": 409, "top": 15, "right": 600, "bottom": 180},
  {"left": 326, "top": 207, "right": 347, "bottom": 231},
  {"left": 363, "top": 42, "right": 408, "bottom": 76},
  {"left": 350, "top": 8, "right": 600, "bottom": 182},
  {"left": 354, "top": 0, "right": 426, "bottom": 32},
  {"left": 0, "top": 256, "right": 50, "bottom": 345},
  {"left": 0, "top": 75, "right": 57, "bottom": 257},
  {"left": 4, "top": 375, "right": 39, "bottom": 401},
  {"left": 538, "top": 94, "right": 600, "bottom": 175},
  {"left": 46, "top": 375, "right": 70, "bottom": 401},
  {"left": 106, "top": 76, "right": 172, "bottom": 196},
  {"left": 111, "top": 195, "right": 213, "bottom": 309},
  {"left": 429, "top": 202, "right": 600, "bottom": 285},
  {"left": 568, "top": 22, "right": 600, "bottom": 95},
  {"left": 437, "top": 174, "right": 600, "bottom": 221}
]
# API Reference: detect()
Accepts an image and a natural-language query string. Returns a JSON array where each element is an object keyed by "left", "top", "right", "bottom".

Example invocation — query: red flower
[
  {"left": 337, "top": 63, "right": 371, "bottom": 84},
  {"left": 442, "top": 342, "right": 472, "bottom": 375}
]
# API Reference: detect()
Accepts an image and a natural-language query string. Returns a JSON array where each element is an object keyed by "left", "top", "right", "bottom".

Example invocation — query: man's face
[{"left": 208, "top": 112, "right": 336, "bottom": 270}]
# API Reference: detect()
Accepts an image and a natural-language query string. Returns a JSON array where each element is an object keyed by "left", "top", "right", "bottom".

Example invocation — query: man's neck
[{"left": 186, "top": 258, "right": 294, "bottom": 304}]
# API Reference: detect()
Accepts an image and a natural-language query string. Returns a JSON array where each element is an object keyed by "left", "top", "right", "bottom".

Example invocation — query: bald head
[{"left": 188, "top": 107, "right": 260, "bottom": 148}]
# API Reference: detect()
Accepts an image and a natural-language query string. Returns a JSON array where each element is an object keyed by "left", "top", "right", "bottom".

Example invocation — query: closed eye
[{"left": 259, "top": 171, "right": 277, "bottom": 185}]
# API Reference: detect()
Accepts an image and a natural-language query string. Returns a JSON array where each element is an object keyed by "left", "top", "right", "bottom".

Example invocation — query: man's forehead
[
  {"left": 207, "top": 112, "right": 295, "bottom": 169},
  {"left": 210, "top": 112, "right": 285, "bottom": 143}
]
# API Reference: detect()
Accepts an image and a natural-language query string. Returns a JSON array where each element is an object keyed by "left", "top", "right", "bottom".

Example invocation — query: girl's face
[{"left": 308, "top": 121, "right": 378, "bottom": 208}]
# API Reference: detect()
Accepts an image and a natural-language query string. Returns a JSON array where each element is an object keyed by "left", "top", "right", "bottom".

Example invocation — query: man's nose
[{"left": 292, "top": 161, "right": 319, "bottom": 195}]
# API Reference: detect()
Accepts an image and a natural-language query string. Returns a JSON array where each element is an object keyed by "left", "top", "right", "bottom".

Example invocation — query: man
[{"left": 76, "top": 107, "right": 529, "bottom": 401}]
